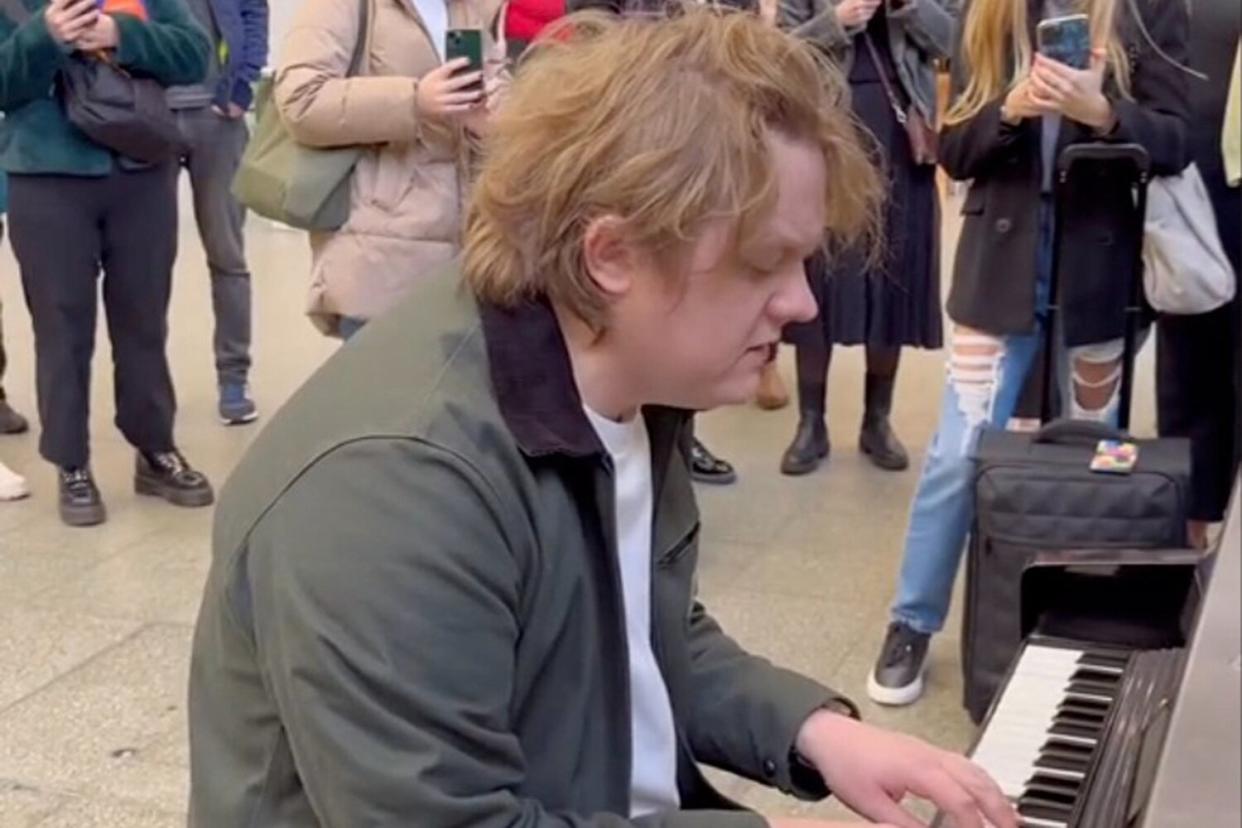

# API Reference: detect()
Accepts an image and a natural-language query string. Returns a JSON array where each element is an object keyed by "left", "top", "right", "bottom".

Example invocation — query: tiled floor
[{"left": 0, "top": 186, "right": 1159, "bottom": 826}]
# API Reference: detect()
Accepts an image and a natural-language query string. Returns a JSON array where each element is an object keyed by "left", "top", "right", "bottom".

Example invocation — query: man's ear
[{"left": 582, "top": 215, "right": 638, "bottom": 299}]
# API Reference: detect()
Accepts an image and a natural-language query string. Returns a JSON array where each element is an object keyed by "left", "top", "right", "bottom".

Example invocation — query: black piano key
[
  {"left": 1058, "top": 699, "right": 1110, "bottom": 716},
  {"left": 1019, "top": 798, "right": 1074, "bottom": 822},
  {"left": 1079, "top": 650, "right": 1130, "bottom": 669},
  {"left": 1056, "top": 706, "right": 1108, "bottom": 726},
  {"left": 1071, "top": 671, "right": 1122, "bottom": 689},
  {"left": 1052, "top": 712, "right": 1104, "bottom": 734},
  {"left": 1024, "top": 773, "right": 1082, "bottom": 796},
  {"left": 1038, "top": 746, "right": 1092, "bottom": 768},
  {"left": 1068, "top": 678, "right": 1120, "bottom": 697},
  {"left": 1019, "top": 800, "right": 1076, "bottom": 822},
  {"left": 1044, "top": 737, "right": 1095, "bottom": 756},
  {"left": 1048, "top": 720, "right": 1097, "bottom": 739}
]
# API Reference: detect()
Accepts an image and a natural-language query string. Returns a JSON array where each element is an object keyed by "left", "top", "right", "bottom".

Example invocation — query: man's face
[{"left": 602, "top": 131, "right": 825, "bottom": 412}]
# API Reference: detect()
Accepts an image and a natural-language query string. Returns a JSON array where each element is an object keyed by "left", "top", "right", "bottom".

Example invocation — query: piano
[{"left": 934, "top": 477, "right": 1241, "bottom": 828}]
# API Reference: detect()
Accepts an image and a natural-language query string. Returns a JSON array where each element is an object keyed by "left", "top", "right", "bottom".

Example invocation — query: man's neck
[{"left": 554, "top": 305, "right": 641, "bottom": 423}]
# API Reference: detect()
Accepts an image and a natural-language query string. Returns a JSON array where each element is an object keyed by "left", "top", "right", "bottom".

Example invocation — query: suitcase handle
[{"left": 1034, "top": 418, "right": 1129, "bottom": 446}]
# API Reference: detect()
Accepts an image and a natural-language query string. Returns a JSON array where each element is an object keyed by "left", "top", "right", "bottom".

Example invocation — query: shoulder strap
[
  {"left": 0, "top": 0, "right": 32, "bottom": 25},
  {"left": 346, "top": 0, "right": 375, "bottom": 77},
  {"left": 862, "top": 31, "right": 908, "bottom": 125}
]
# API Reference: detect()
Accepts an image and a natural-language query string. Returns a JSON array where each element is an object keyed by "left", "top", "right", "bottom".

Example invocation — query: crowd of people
[{"left": 1, "top": 0, "right": 1240, "bottom": 823}]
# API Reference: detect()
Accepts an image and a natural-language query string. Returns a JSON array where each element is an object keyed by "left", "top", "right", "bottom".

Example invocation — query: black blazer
[{"left": 940, "top": 0, "right": 1191, "bottom": 345}]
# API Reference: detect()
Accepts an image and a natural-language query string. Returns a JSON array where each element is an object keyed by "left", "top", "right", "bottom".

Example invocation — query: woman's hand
[
  {"left": 1000, "top": 76, "right": 1055, "bottom": 123},
  {"left": 73, "top": 13, "right": 120, "bottom": 51},
  {"left": 1029, "top": 48, "right": 1117, "bottom": 131},
  {"left": 836, "top": 0, "right": 882, "bottom": 29},
  {"left": 416, "top": 58, "right": 484, "bottom": 119},
  {"left": 44, "top": 0, "right": 100, "bottom": 46}
]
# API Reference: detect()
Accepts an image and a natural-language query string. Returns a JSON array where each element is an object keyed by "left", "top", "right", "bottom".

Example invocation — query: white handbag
[{"left": 1143, "top": 163, "right": 1237, "bottom": 315}]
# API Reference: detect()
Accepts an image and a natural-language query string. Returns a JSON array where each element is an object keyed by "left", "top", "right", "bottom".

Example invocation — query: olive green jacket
[{"left": 189, "top": 268, "right": 857, "bottom": 827}]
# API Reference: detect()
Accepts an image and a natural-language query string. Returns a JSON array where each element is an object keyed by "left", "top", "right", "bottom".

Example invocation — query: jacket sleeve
[
  {"left": 0, "top": 12, "right": 66, "bottom": 110},
  {"left": 230, "top": 0, "right": 269, "bottom": 109},
  {"left": 245, "top": 439, "right": 767, "bottom": 828},
  {"left": 889, "top": 0, "right": 959, "bottom": 62},
  {"left": 1106, "top": 0, "right": 1190, "bottom": 175},
  {"left": 683, "top": 601, "right": 860, "bottom": 802},
  {"left": 782, "top": 0, "right": 855, "bottom": 57},
  {"left": 274, "top": 0, "right": 422, "bottom": 147},
  {"left": 112, "top": 0, "right": 210, "bottom": 86}
]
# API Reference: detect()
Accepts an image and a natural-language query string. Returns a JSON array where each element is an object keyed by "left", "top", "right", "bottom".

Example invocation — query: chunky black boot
[
  {"left": 859, "top": 373, "right": 909, "bottom": 471},
  {"left": 135, "top": 450, "right": 215, "bottom": 507},
  {"left": 59, "top": 467, "right": 106, "bottom": 527},
  {"left": 781, "top": 415, "right": 829, "bottom": 476}
]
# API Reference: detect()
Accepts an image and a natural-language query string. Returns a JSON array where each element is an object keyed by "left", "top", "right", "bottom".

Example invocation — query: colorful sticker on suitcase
[{"left": 1091, "top": 439, "right": 1139, "bottom": 474}]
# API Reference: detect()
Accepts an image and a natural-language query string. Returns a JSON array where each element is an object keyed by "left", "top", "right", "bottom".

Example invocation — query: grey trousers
[{"left": 177, "top": 107, "right": 252, "bottom": 387}]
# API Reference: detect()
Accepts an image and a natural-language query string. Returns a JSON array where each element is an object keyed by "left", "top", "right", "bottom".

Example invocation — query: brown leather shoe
[{"left": 755, "top": 361, "right": 789, "bottom": 411}]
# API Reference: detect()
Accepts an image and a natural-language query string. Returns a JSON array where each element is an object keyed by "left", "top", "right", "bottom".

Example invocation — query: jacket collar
[{"left": 479, "top": 297, "right": 606, "bottom": 459}]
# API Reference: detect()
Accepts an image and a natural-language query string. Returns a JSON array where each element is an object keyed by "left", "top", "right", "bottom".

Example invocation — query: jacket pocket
[
  {"left": 657, "top": 523, "right": 701, "bottom": 569},
  {"left": 961, "top": 184, "right": 987, "bottom": 216}
]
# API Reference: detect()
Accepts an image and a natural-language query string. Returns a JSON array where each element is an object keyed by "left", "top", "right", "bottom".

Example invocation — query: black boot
[
  {"left": 135, "top": 450, "right": 215, "bottom": 508},
  {"left": 859, "top": 373, "right": 909, "bottom": 471},
  {"left": 781, "top": 416, "right": 829, "bottom": 476},
  {"left": 781, "top": 350, "right": 829, "bottom": 476},
  {"left": 59, "top": 467, "right": 107, "bottom": 527},
  {"left": 0, "top": 399, "right": 28, "bottom": 435}
]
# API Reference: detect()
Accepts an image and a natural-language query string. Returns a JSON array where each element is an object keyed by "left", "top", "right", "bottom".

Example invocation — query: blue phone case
[{"left": 1037, "top": 15, "right": 1091, "bottom": 69}]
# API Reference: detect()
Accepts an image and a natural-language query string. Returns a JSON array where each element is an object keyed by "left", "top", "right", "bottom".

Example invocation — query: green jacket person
[{"left": 188, "top": 9, "right": 1019, "bottom": 828}]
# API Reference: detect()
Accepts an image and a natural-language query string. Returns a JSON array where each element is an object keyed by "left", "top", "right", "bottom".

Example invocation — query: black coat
[{"left": 941, "top": 0, "right": 1191, "bottom": 345}]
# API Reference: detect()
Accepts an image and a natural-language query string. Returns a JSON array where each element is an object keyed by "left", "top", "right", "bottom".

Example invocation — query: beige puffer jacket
[{"left": 276, "top": 0, "right": 503, "bottom": 335}]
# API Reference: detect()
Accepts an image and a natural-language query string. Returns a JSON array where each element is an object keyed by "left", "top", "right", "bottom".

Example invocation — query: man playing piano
[{"left": 186, "top": 9, "right": 1017, "bottom": 828}]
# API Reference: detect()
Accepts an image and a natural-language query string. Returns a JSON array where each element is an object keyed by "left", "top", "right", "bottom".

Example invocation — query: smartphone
[
  {"left": 445, "top": 29, "right": 484, "bottom": 95},
  {"left": 1036, "top": 13, "right": 1090, "bottom": 69}
]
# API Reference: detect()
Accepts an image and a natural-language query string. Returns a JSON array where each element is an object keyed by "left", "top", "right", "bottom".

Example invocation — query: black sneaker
[
  {"left": 0, "top": 400, "right": 29, "bottom": 435},
  {"left": 690, "top": 438, "right": 736, "bottom": 485},
  {"left": 135, "top": 450, "right": 214, "bottom": 508},
  {"left": 59, "top": 467, "right": 107, "bottom": 527},
  {"left": 867, "top": 621, "right": 931, "bottom": 706}
]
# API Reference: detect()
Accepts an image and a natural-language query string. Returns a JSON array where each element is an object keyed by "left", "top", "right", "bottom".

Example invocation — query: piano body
[{"left": 935, "top": 478, "right": 1241, "bottom": 828}]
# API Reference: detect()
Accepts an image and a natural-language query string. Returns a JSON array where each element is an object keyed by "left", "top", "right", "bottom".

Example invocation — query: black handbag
[
  {"left": 0, "top": 0, "right": 183, "bottom": 164},
  {"left": 57, "top": 52, "right": 184, "bottom": 164}
]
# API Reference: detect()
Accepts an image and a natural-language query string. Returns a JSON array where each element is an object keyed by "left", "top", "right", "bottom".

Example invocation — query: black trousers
[{"left": 7, "top": 165, "right": 179, "bottom": 469}]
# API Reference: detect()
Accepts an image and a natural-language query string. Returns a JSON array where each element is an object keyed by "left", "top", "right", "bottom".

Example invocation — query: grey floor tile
[
  {"left": 0, "top": 626, "right": 192, "bottom": 813},
  {"left": 30, "top": 797, "right": 184, "bottom": 828},
  {"left": 0, "top": 606, "right": 142, "bottom": 713},
  {"left": 0, "top": 781, "right": 63, "bottom": 828},
  {"left": 27, "top": 527, "right": 211, "bottom": 627},
  {"left": 701, "top": 588, "right": 874, "bottom": 688}
]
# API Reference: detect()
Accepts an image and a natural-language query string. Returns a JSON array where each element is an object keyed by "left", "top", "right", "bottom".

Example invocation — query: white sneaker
[{"left": 0, "top": 460, "right": 30, "bottom": 501}]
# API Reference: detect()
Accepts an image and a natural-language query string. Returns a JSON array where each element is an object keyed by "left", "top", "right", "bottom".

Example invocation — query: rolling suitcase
[{"left": 960, "top": 144, "right": 1194, "bottom": 724}]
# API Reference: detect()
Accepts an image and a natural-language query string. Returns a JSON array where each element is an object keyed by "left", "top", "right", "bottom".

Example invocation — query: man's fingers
[
  {"left": 942, "top": 758, "right": 1018, "bottom": 828},
  {"left": 911, "top": 767, "right": 983, "bottom": 828},
  {"left": 848, "top": 787, "right": 926, "bottom": 828}
]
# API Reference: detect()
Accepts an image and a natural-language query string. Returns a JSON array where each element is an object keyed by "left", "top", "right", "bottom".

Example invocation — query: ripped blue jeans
[{"left": 890, "top": 200, "right": 1138, "bottom": 635}]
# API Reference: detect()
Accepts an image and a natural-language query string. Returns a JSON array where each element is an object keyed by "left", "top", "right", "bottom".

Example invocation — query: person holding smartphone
[
  {"left": 866, "top": 0, "right": 1191, "bottom": 706},
  {"left": 0, "top": 0, "right": 213, "bottom": 526},
  {"left": 778, "top": 0, "right": 957, "bottom": 478},
  {"left": 274, "top": 0, "right": 506, "bottom": 341}
]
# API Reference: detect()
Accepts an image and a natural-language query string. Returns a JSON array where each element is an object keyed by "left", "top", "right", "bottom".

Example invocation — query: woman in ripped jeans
[{"left": 867, "top": 0, "right": 1191, "bottom": 706}]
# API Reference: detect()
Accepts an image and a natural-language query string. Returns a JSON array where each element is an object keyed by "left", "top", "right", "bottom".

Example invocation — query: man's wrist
[{"left": 793, "top": 701, "right": 857, "bottom": 765}]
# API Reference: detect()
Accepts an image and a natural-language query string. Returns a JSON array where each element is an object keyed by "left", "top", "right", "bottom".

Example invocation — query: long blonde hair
[
  {"left": 945, "top": 0, "right": 1132, "bottom": 125},
  {"left": 464, "top": 7, "right": 882, "bottom": 328}
]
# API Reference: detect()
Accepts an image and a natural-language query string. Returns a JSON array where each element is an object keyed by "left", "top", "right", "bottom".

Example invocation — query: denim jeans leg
[{"left": 889, "top": 328, "right": 1044, "bottom": 634}]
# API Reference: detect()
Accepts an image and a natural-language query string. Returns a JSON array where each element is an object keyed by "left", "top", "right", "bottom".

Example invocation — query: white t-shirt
[{"left": 583, "top": 406, "right": 682, "bottom": 818}]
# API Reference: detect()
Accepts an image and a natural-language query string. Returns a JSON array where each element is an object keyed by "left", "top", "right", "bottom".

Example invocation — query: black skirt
[{"left": 785, "top": 42, "right": 943, "bottom": 350}]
